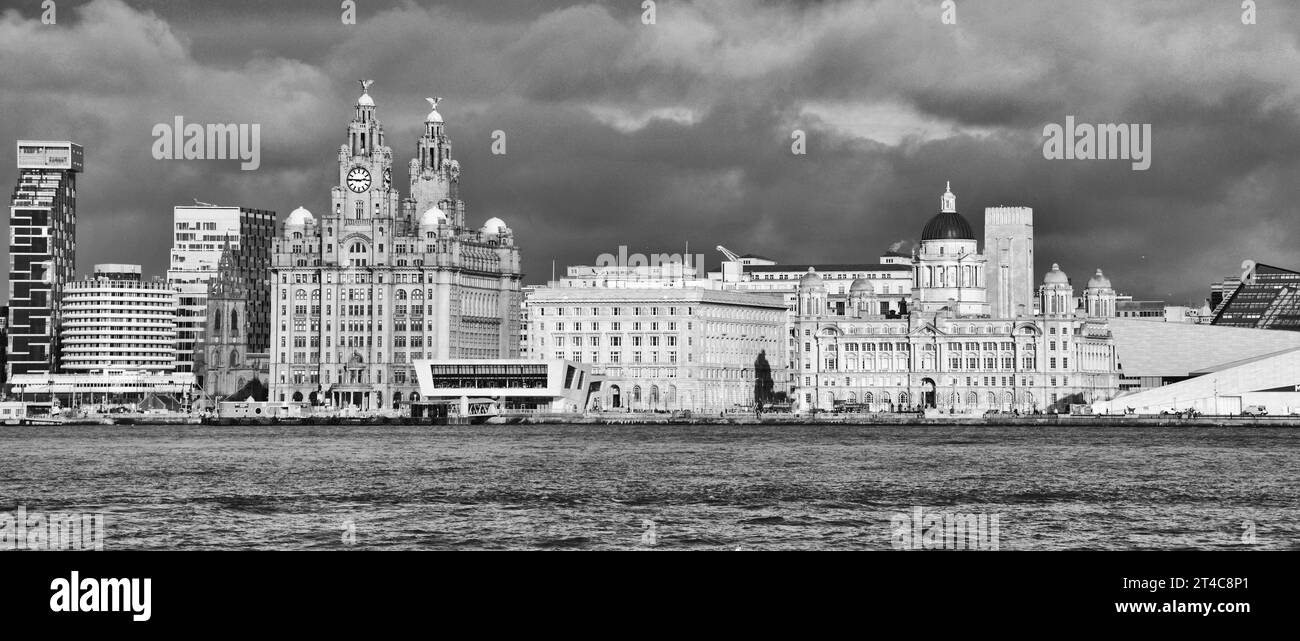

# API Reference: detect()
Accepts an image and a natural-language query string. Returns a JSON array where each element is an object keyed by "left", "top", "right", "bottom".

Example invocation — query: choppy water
[{"left": 1, "top": 424, "right": 1296, "bottom": 550}]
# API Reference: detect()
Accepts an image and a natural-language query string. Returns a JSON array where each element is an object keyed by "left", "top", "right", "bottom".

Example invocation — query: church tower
[{"left": 202, "top": 241, "right": 253, "bottom": 400}]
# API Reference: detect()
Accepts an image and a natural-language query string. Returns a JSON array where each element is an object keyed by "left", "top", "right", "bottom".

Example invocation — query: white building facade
[
  {"left": 268, "top": 84, "right": 522, "bottom": 412},
  {"left": 59, "top": 264, "right": 178, "bottom": 374},
  {"left": 791, "top": 184, "right": 1120, "bottom": 414},
  {"left": 524, "top": 288, "right": 788, "bottom": 412}
]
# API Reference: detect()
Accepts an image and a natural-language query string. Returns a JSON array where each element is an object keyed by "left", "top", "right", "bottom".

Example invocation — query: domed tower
[
  {"left": 913, "top": 182, "right": 989, "bottom": 316},
  {"left": 284, "top": 206, "right": 316, "bottom": 237},
  {"left": 418, "top": 205, "right": 447, "bottom": 239},
  {"left": 1084, "top": 269, "right": 1116, "bottom": 317},
  {"left": 330, "top": 80, "right": 400, "bottom": 242},
  {"left": 479, "top": 217, "right": 516, "bottom": 249},
  {"left": 1040, "top": 263, "right": 1074, "bottom": 316},
  {"left": 848, "top": 277, "right": 876, "bottom": 316},
  {"left": 407, "top": 96, "right": 465, "bottom": 229},
  {"left": 797, "top": 267, "right": 827, "bottom": 317}
]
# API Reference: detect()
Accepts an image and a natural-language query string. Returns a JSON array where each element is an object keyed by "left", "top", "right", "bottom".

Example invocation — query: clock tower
[
  {"left": 269, "top": 81, "right": 523, "bottom": 414},
  {"left": 332, "top": 79, "right": 400, "bottom": 223}
]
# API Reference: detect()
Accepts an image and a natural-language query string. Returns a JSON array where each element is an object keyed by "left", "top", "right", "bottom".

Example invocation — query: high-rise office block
[
  {"left": 7, "top": 141, "right": 83, "bottom": 377},
  {"left": 984, "top": 206, "right": 1035, "bottom": 318}
]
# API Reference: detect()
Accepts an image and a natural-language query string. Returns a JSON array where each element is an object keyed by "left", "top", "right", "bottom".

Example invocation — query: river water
[{"left": 1, "top": 423, "right": 1295, "bottom": 550}]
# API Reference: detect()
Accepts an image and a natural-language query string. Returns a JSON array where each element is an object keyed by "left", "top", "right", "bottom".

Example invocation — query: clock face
[{"left": 347, "top": 167, "right": 371, "bottom": 193}]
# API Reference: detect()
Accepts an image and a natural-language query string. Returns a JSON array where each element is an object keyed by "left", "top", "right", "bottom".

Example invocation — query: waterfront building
[
  {"left": 1100, "top": 336, "right": 1300, "bottom": 415},
  {"left": 523, "top": 287, "right": 788, "bottom": 412},
  {"left": 1211, "top": 263, "right": 1300, "bottom": 331},
  {"left": 7, "top": 372, "right": 196, "bottom": 409},
  {"left": 790, "top": 184, "right": 1120, "bottom": 414},
  {"left": 7, "top": 141, "right": 82, "bottom": 377},
  {"left": 1107, "top": 317, "right": 1300, "bottom": 395},
  {"left": 268, "top": 83, "right": 522, "bottom": 412},
  {"left": 165, "top": 205, "right": 274, "bottom": 378},
  {"left": 412, "top": 359, "right": 595, "bottom": 416},
  {"left": 58, "top": 264, "right": 177, "bottom": 374}
]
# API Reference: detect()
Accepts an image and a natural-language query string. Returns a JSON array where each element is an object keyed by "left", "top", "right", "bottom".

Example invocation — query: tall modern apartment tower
[
  {"left": 7, "top": 141, "right": 83, "bottom": 377},
  {"left": 165, "top": 205, "right": 274, "bottom": 378},
  {"left": 984, "top": 206, "right": 1035, "bottom": 318}
]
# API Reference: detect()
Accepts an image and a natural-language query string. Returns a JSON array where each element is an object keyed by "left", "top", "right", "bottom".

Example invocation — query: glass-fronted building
[{"left": 1212, "top": 263, "right": 1300, "bottom": 331}]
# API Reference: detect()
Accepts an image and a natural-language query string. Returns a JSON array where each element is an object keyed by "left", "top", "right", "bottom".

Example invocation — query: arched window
[
  {"left": 295, "top": 289, "right": 307, "bottom": 300},
  {"left": 292, "top": 391, "right": 303, "bottom": 402},
  {"left": 632, "top": 385, "right": 642, "bottom": 404},
  {"left": 396, "top": 289, "right": 408, "bottom": 300},
  {"left": 229, "top": 349, "right": 240, "bottom": 367},
  {"left": 230, "top": 310, "right": 239, "bottom": 333},
  {"left": 213, "top": 310, "right": 222, "bottom": 332}
]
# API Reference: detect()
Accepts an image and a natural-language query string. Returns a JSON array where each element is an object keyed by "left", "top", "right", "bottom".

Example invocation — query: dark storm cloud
[{"left": 2, "top": 0, "right": 1299, "bottom": 304}]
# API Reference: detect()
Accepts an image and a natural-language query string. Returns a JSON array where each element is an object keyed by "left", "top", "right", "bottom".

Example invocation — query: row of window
[
  {"left": 536, "top": 306, "right": 692, "bottom": 317},
  {"left": 803, "top": 375, "right": 1075, "bottom": 388},
  {"left": 552, "top": 351, "right": 681, "bottom": 365},
  {"left": 551, "top": 335, "right": 682, "bottom": 347}
]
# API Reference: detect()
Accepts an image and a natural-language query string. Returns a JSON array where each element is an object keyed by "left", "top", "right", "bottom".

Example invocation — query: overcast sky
[{"left": 2, "top": 0, "right": 1299, "bottom": 303}]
